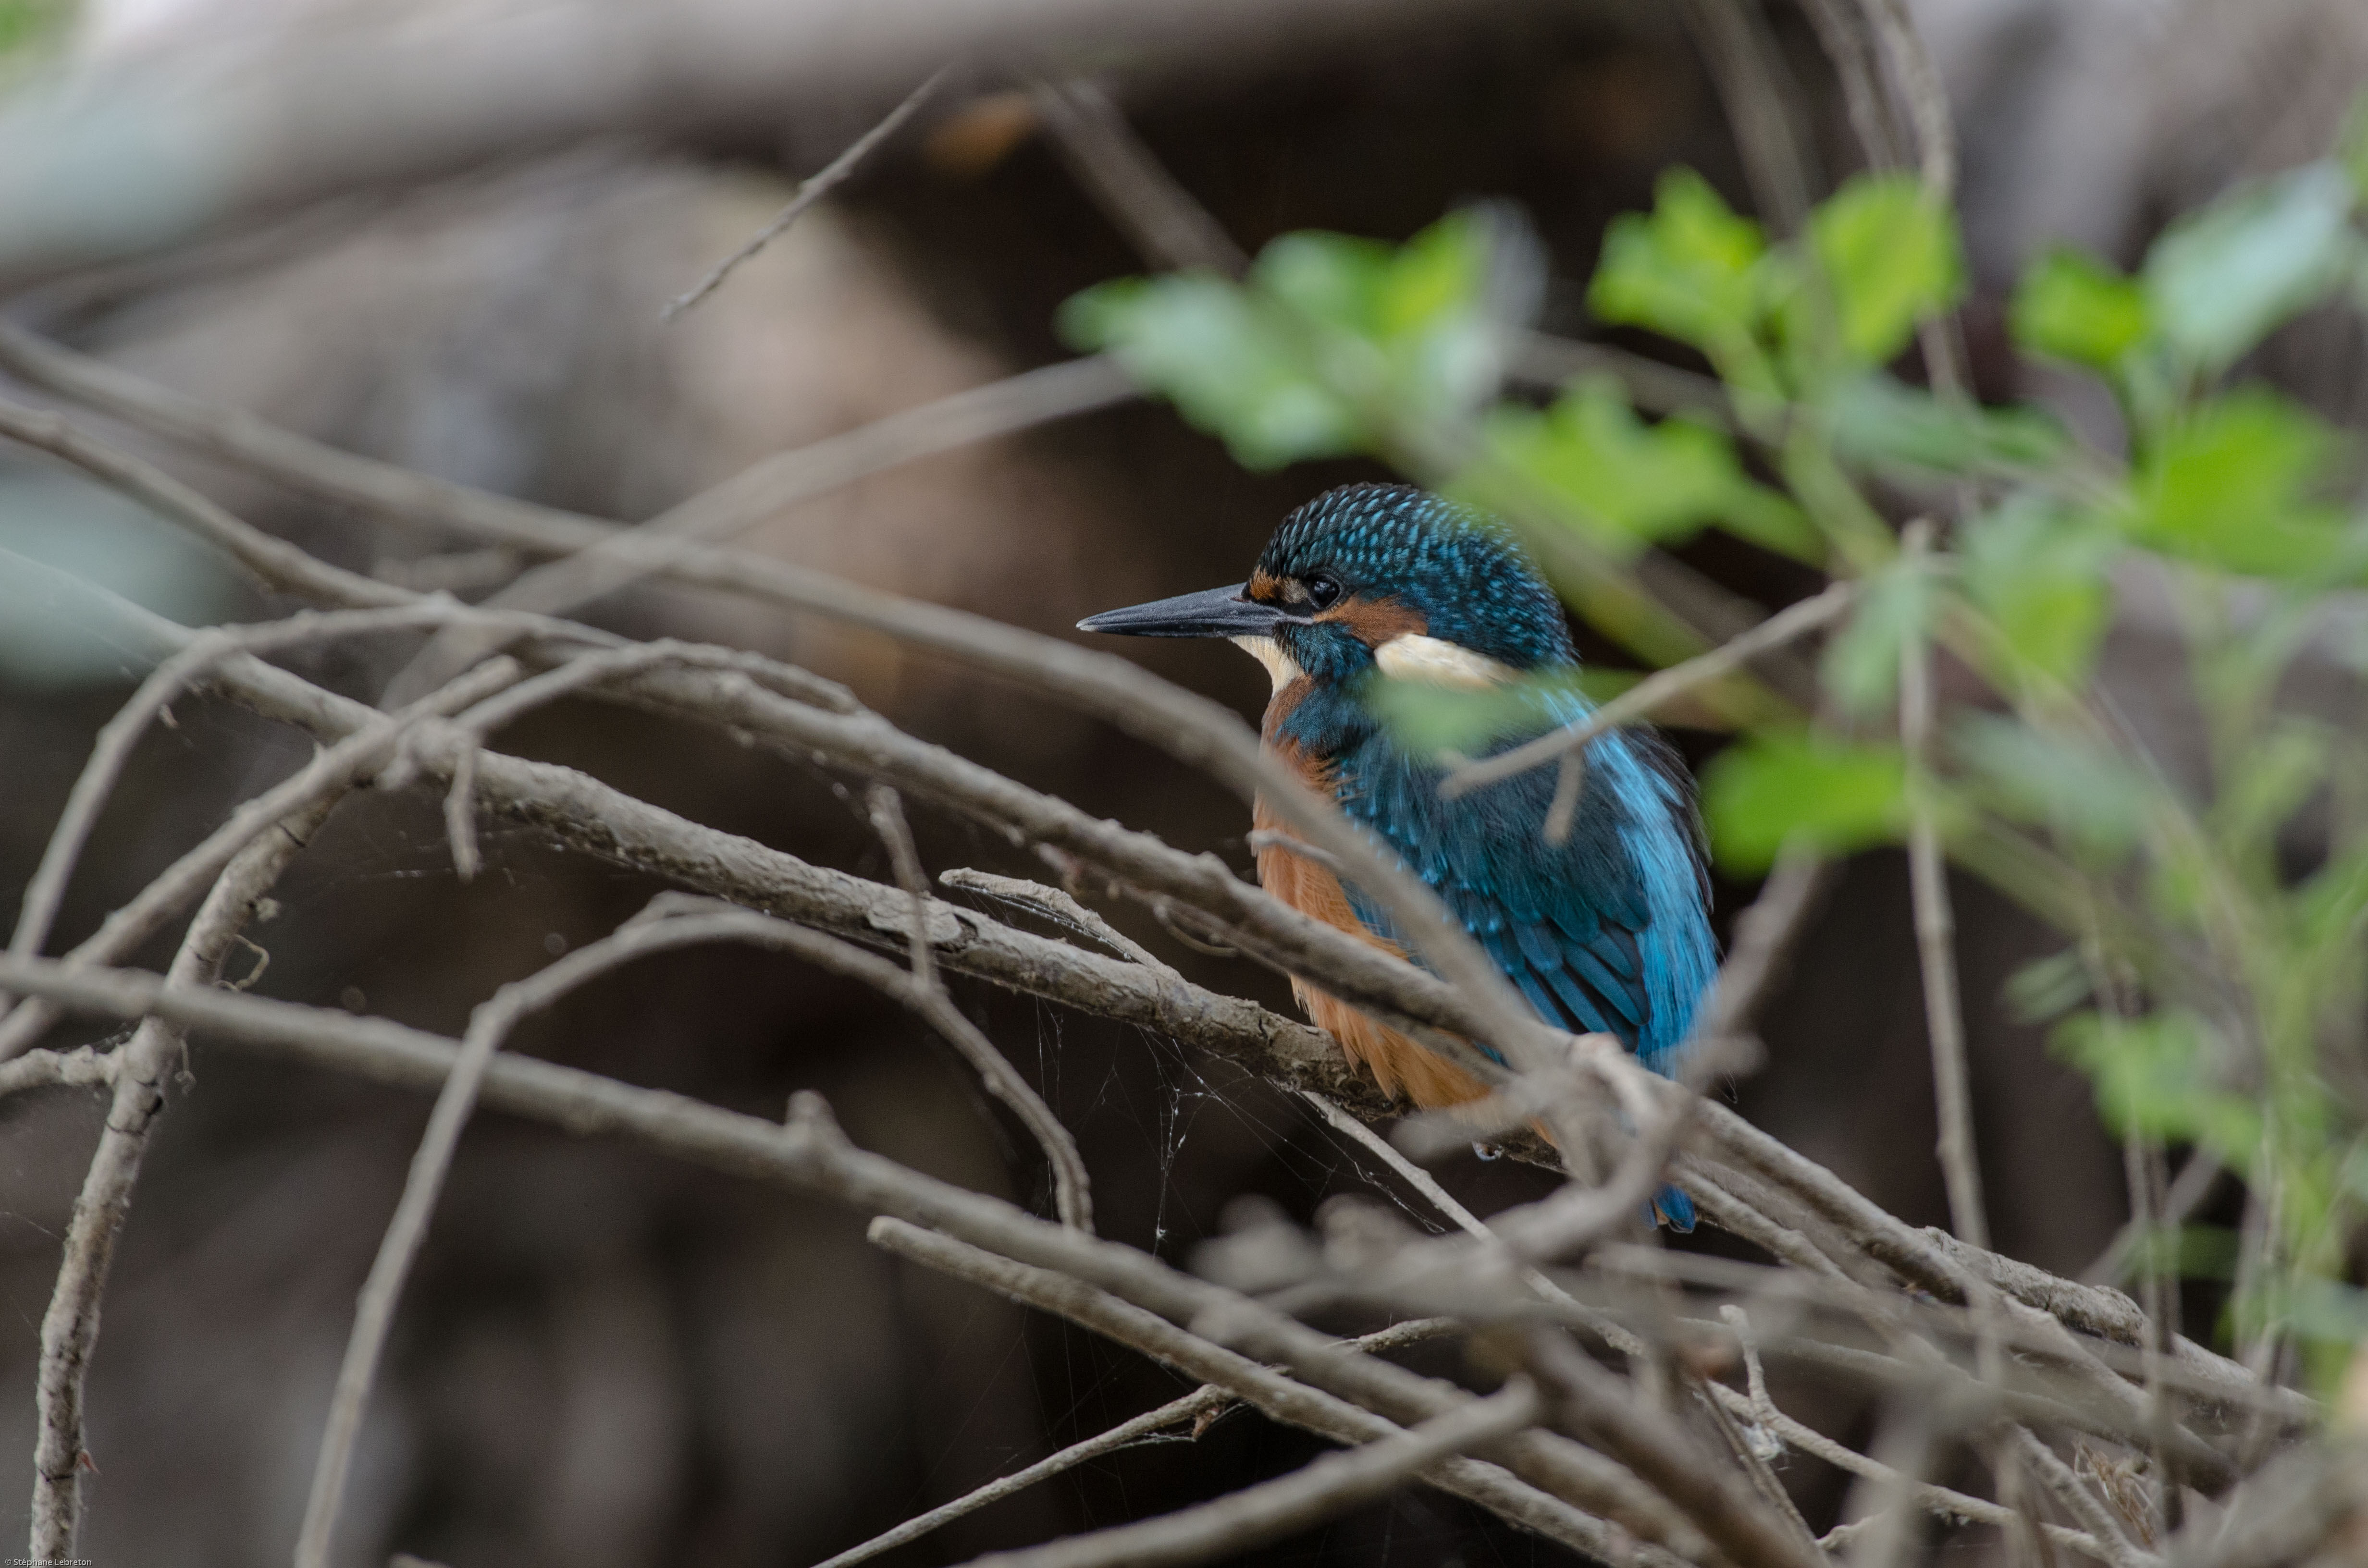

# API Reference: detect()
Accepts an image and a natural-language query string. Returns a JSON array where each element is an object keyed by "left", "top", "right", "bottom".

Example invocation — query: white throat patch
[
  {"left": 1372, "top": 633, "right": 1517, "bottom": 689},
  {"left": 1230, "top": 634, "right": 1306, "bottom": 694}
]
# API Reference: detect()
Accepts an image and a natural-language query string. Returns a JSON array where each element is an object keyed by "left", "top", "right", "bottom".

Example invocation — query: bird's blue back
[{"left": 1273, "top": 666, "right": 1716, "bottom": 1075}]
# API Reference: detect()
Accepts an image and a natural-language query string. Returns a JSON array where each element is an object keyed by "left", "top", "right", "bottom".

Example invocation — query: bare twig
[
  {"left": 1027, "top": 77, "right": 1247, "bottom": 276},
  {"left": 381, "top": 354, "right": 1135, "bottom": 703},
  {"left": 0, "top": 330, "right": 1568, "bottom": 1078},
  {"left": 1679, "top": 0, "right": 1816, "bottom": 235},
  {"left": 295, "top": 897, "right": 1064, "bottom": 1566},
  {"left": 30, "top": 788, "right": 346, "bottom": 1561},
  {"left": 1899, "top": 524, "right": 1986, "bottom": 1249},
  {"left": 865, "top": 1218, "right": 1652, "bottom": 1559},
  {"left": 963, "top": 1380, "right": 1542, "bottom": 1568},
  {"left": 2014, "top": 1431, "right": 2161, "bottom": 1568},
  {"left": 867, "top": 785, "right": 940, "bottom": 991},
  {"left": 663, "top": 65, "right": 953, "bottom": 319},
  {"left": 813, "top": 1388, "right": 1232, "bottom": 1568},
  {"left": 1716, "top": 1307, "right": 2111, "bottom": 1560},
  {"left": 0, "top": 656, "right": 523, "bottom": 1062},
  {"left": 938, "top": 868, "right": 1179, "bottom": 977},
  {"left": 1441, "top": 581, "right": 1855, "bottom": 799},
  {"left": 644, "top": 899, "right": 1092, "bottom": 1231},
  {"left": 0, "top": 1046, "right": 114, "bottom": 1100},
  {"left": 4, "top": 603, "right": 478, "bottom": 978},
  {"left": 1524, "top": 1326, "right": 1826, "bottom": 1568}
]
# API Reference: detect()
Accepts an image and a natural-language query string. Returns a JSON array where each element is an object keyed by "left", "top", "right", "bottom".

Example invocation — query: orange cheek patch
[
  {"left": 1318, "top": 594, "right": 1427, "bottom": 647},
  {"left": 1247, "top": 568, "right": 1287, "bottom": 601}
]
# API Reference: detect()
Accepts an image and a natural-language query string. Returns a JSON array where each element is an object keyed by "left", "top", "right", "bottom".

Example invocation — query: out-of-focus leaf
[
  {"left": 1829, "top": 375, "right": 2071, "bottom": 477},
  {"left": 1589, "top": 170, "right": 1768, "bottom": 370},
  {"left": 2214, "top": 717, "right": 2331, "bottom": 852},
  {"left": 2146, "top": 162, "right": 2362, "bottom": 374},
  {"left": 2343, "top": 90, "right": 2368, "bottom": 204},
  {"left": 1821, "top": 552, "right": 1938, "bottom": 718},
  {"left": 2122, "top": 388, "right": 2350, "bottom": 578},
  {"left": 0, "top": 0, "right": 70, "bottom": 58},
  {"left": 1258, "top": 210, "right": 1507, "bottom": 420},
  {"left": 1809, "top": 173, "right": 1967, "bottom": 366},
  {"left": 1473, "top": 375, "right": 1818, "bottom": 562},
  {"left": 1952, "top": 710, "right": 2149, "bottom": 858},
  {"left": 1062, "top": 211, "right": 1518, "bottom": 466},
  {"left": 2004, "top": 950, "right": 2093, "bottom": 1026},
  {"left": 1368, "top": 669, "right": 1591, "bottom": 756},
  {"left": 1960, "top": 498, "right": 2118, "bottom": 686},
  {"left": 2010, "top": 249, "right": 2154, "bottom": 372},
  {"left": 0, "top": 470, "right": 243, "bottom": 689},
  {"left": 1059, "top": 275, "right": 1357, "bottom": 468},
  {"left": 2053, "top": 1008, "right": 2260, "bottom": 1154},
  {"left": 1701, "top": 732, "right": 1908, "bottom": 871}
]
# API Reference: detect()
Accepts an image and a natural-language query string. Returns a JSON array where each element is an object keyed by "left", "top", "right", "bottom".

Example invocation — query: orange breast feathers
[{"left": 1252, "top": 735, "right": 1492, "bottom": 1112}]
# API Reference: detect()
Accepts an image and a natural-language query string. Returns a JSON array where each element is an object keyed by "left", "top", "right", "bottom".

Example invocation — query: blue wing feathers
[{"left": 1329, "top": 691, "right": 1716, "bottom": 1076}]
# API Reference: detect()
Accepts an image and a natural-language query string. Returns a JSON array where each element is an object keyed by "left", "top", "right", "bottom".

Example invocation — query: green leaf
[
  {"left": 2145, "top": 161, "right": 2362, "bottom": 374},
  {"left": 1828, "top": 375, "right": 2071, "bottom": 478},
  {"left": 1059, "top": 275, "right": 1357, "bottom": 468},
  {"left": 2122, "top": 388, "right": 2350, "bottom": 578},
  {"left": 1820, "top": 552, "right": 1938, "bottom": 718},
  {"left": 1701, "top": 732, "right": 1908, "bottom": 872},
  {"left": 2004, "top": 950, "right": 2093, "bottom": 1026},
  {"left": 1809, "top": 173, "right": 1967, "bottom": 366},
  {"left": 1959, "top": 498, "right": 2118, "bottom": 686},
  {"left": 2053, "top": 1009, "right": 2260, "bottom": 1155},
  {"left": 2342, "top": 89, "right": 2368, "bottom": 204},
  {"left": 1474, "top": 375, "right": 1818, "bottom": 562},
  {"left": 1588, "top": 170, "right": 1769, "bottom": 369},
  {"left": 1368, "top": 669, "right": 1591, "bottom": 756},
  {"left": 1257, "top": 211, "right": 1505, "bottom": 420},
  {"left": 1059, "top": 209, "right": 1514, "bottom": 468},
  {"left": 2010, "top": 248, "right": 2154, "bottom": 372},
  {"left": 1952, "top": 711, "right": 2149, "bottom": 858}
]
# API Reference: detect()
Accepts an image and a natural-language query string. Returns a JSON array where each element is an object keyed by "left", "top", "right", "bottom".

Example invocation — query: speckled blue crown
[{"left": 1257, "top": 484, "right": 1576, "bottom": 669}]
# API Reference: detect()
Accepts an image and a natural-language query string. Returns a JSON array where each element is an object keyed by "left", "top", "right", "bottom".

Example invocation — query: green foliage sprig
[{"left": 1063, "top": 108, "right": 2368, "bottom": 1389}]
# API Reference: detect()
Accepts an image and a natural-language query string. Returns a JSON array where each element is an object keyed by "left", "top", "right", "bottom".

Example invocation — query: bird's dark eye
[{"left": 1303, "top": 573, "right": 1344, "bottom": 611}]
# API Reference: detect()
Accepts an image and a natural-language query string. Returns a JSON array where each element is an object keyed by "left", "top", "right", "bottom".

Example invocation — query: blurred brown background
[{"left": 2, "top": 1, "right": 2365, "bottom": 1563}]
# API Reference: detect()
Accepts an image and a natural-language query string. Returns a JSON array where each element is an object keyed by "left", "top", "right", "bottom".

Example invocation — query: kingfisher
[{"left": 1080, "top": 483, "right": 1717, "bottom": 1227}]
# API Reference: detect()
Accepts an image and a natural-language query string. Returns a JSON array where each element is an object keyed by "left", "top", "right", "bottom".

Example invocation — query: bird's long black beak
[{"left": 1076, "top": 583, "right": 1298, "bottom": 639}]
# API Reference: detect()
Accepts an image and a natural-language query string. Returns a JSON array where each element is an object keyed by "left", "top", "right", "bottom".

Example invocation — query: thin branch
[
  {"left": 1695, "top": 842, "right": 1835, "bottom": 1046},
  {"left": 297, "top": 900, "right": 1069, "bottom": 1567},
  {"left": 2013, "top": 1431, "right": 2161, "bottom": 1568},
  {"left": 867, "top": 785, "right": 940, "bottom": 991},
  {"left": 813, "top": 1388, "right": 1231, "bottom": 1568},
  {"left": 1716, "top": 1307, "right": 2111, "bottom": 1560},
  {"left": 641, "top": 898, "right": 1092, "bottom": 1231},
  {"left": 4, "top": 604, "right": 506, "bottom": 970},
  {"left": 1026, "top": 77, "right": 1247, "bottom": 276},
  {"left": 1899, "top": 523, "right": 1986, "bottom": 1249},
  {"left": 11, "top": 557, "right": 2280, "bottom": 1411},
  {"left": 382, "top": 354, "right": 1135, "bottom": 703},
  {"left": 0, "top": 325, "right": 1571, "bottom": 1075},
  {"left": 1794, "top": 0, "right": 1904, "bottom": 172},
  {"left": 1523, "top": 1327, "right": 1826, "bottom": 1568},
  {"left": 30, "top": 788, "right": 345, "bottom": 1561},
  {"left": 865, "top": 1219, "right": 1652, "bottom": 1560},
  {"left": 1679, "top": 0, "right": 1816, "bottom": 236},
  {"left": 1441, "top": 581, "right": 1855, "bottom": 799},
  {"left": 1297, "top": 1090, "right": 1652, "bottom": 1361},
  {"left": 962, "top": 1380, "right": 1542, "bottom": 1568},
  {"left": 663, "top": 65, "right": 953, "bottom": 319},
  {"left": 0, "top": 656, "right": 522, "bottom": 1062},
  {"left": 815, "top": 1311, "right": 1467, "bottom": 1568},
  {"left": 938, "top": 868, "right": 1179, "bottom": 977},
  {"left": 0, "top": 1046, "right": 114, "bottom": 1100}
]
